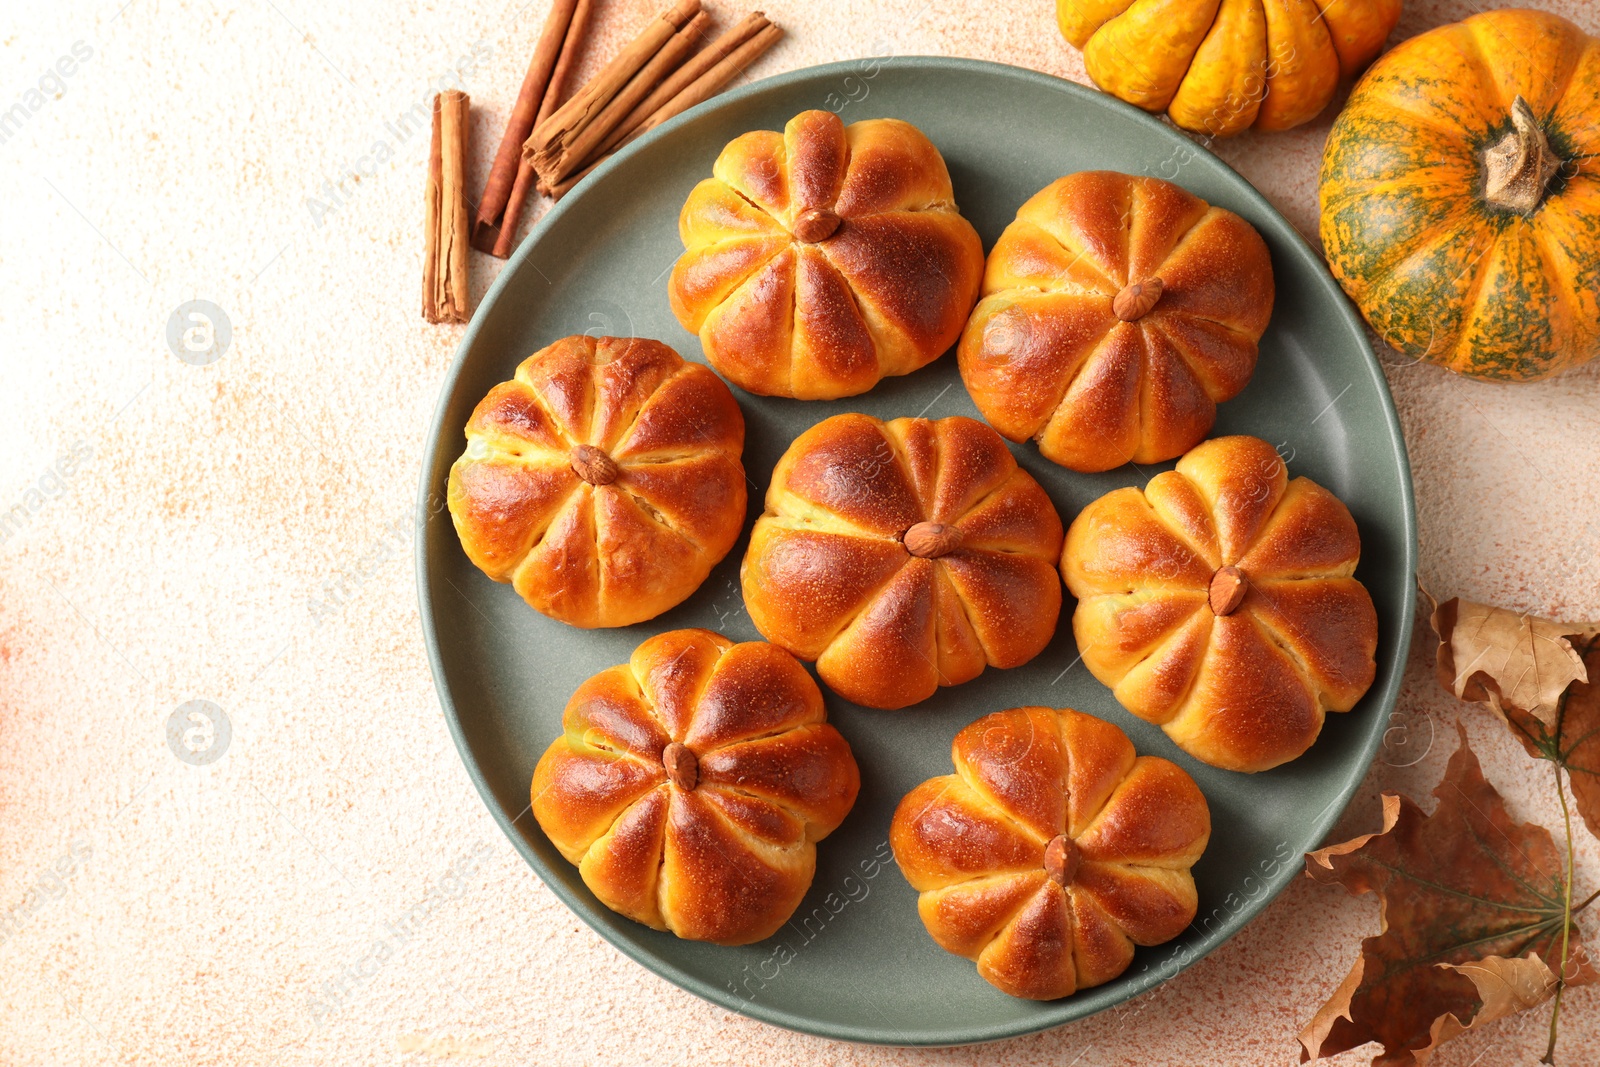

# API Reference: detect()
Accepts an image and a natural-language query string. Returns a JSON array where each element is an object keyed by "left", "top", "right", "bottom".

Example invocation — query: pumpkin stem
[{"left": 1483, "top": 96, "right": 1563, "bottom": 215}]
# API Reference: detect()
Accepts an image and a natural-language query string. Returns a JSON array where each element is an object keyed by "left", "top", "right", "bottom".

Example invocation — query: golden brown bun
[
  {"left": 669, "top": 109, "right": 984, "bottom": 400},
  {"left": 741, "top": 413, "right": 1063, "bottom": 709},
  {"left": 531, "top": 629, "right": 860, "bottom": 945},
  {"left": 891, "top": 706, "right": 1209, "bottom": 1000},
  {"left": 447, "top": 336, "right": 746, "bottom": 629},
  {"left": 958, "top": 171, "right": 1274, "bottom": 472},
  {"left": 1062, "top": 436, "right": 1378, "bottom": 772}
]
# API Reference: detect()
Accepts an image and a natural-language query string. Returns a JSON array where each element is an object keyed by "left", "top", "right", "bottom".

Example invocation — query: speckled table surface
[{"left": 2, "top": 1, "right": 1598, "bottom": 1064}]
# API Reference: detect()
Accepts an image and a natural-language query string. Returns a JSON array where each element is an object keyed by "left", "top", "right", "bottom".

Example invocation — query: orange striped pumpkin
[{"left": 1056, "top": 0, "right": 1401, "bottom": 136}]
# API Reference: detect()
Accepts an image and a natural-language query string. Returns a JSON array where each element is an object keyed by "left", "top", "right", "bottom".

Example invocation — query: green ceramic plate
[{"left": 417, "top": 57, "right": 1416, "bottom": 1046}]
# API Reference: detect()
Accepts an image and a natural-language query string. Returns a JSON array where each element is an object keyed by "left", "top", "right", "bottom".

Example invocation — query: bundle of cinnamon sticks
[{"left": 473, "top": 1, "right": 782, "bottom": 259}]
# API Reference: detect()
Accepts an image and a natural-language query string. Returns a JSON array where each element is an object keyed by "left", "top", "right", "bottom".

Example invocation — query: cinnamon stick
[
  {"left": 550, "top": 16, "right": 783, "bottom": 203},
  {"left": 537, "top": 0, "right": 596, "bottom": 128},
  {"left": 490, "top": 158, "right": 540, "bottom": 258},
  {"left": 524, "top": 0, "right": 702, "bottom": 177},
  {"left": 423, "top": 90, "right": 471, "bottom": 323},
  {"left": 480, "top": 0, "right": 596, "bottom": 257},
  {"left": 612, "top": 21, "right": 783, "bottom": 152},
  {"left": 539, "top": 10, "right": 710, "bottom": 187},
  {"left": 471, "top": 0, "right": 579, "bottom": 252},
  {"left": 549, "top": 157, "right": 601, "bottom": 201},
  {"left": 590, "top": 11, "right": 770, "bottom": 160}
]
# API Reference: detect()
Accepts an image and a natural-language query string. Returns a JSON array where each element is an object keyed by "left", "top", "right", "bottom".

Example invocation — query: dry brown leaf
[
  {"left": 1503, "top": 638, "right": 1600, "bottom": 841},
  {"left": 1429, "top": 594, "right": 1598, "bottom": 730},
  {"left": 1300, "top": 726, "right": 1595, "bottom": 1066},
  {"left": 1427, "top": 954, "right": 1559, "bottom": 1052},
  {"left": 1562, "top": 647, "right": 1600, "bottom": 842}
]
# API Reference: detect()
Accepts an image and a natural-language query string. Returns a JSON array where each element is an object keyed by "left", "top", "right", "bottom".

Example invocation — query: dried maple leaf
[
  {"left": 1300, "top": 726, "right": 1595, "bottom": 1066},
  {"left": 1431, "top": 954, "right": 1559, "bottom": 1047},
  {"left": 1427, "top": 590, "right": 1600, "bottom": 843},
  {"left": 1502, "top": 637, "right": 1600, "bottom": 841},
  {"left": 1429, "top": 594, "right": 1598, "bottom": 730}
]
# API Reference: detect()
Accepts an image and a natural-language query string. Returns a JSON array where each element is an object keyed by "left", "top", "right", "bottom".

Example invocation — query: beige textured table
[{"left": 3, "top": 1, "right": 1598, "bottom": 1063}]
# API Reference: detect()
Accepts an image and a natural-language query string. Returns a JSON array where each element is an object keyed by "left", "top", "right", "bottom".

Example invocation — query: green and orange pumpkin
[{"left": 1320, "top": 9, "right": 1600, "bottom": 382}]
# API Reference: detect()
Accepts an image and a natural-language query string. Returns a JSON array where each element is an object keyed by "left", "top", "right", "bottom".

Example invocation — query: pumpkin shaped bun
[
  {"left": 1062, "top": 435, "right": 1378, "bottom": 773},
  {"left": 1057, "top": 0, "right": 1401, "bottom": 136},
  {"left": 447, "top": 335, "right": 746, "bottom": 629},
  {"left": 668, "top": 109, "right": 984, "bottom": 400},
  {"left": 741, "top": 413, "right": 1064, "bottom": 710},
  {"left": 532, "top": 629, "right": 860, "bottom": 945},
  {"left": 960, "top": 172, "right": 1274, "bottom": 473},
  {"left": 1321, "top": 8, "right": 1600, "bottom": 381},
  {"left": 891, "top": 706, "right": 1210, "bottom": 1000}
]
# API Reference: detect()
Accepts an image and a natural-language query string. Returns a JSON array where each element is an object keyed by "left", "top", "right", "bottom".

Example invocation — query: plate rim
[{"left": 415, "top": 54, "right": 1419, "bottom": 1047}]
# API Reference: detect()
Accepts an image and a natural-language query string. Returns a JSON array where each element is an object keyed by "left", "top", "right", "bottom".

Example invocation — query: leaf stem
[{"left": 1542, "top": 761, "right": 1576, "bottom": 1065}]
